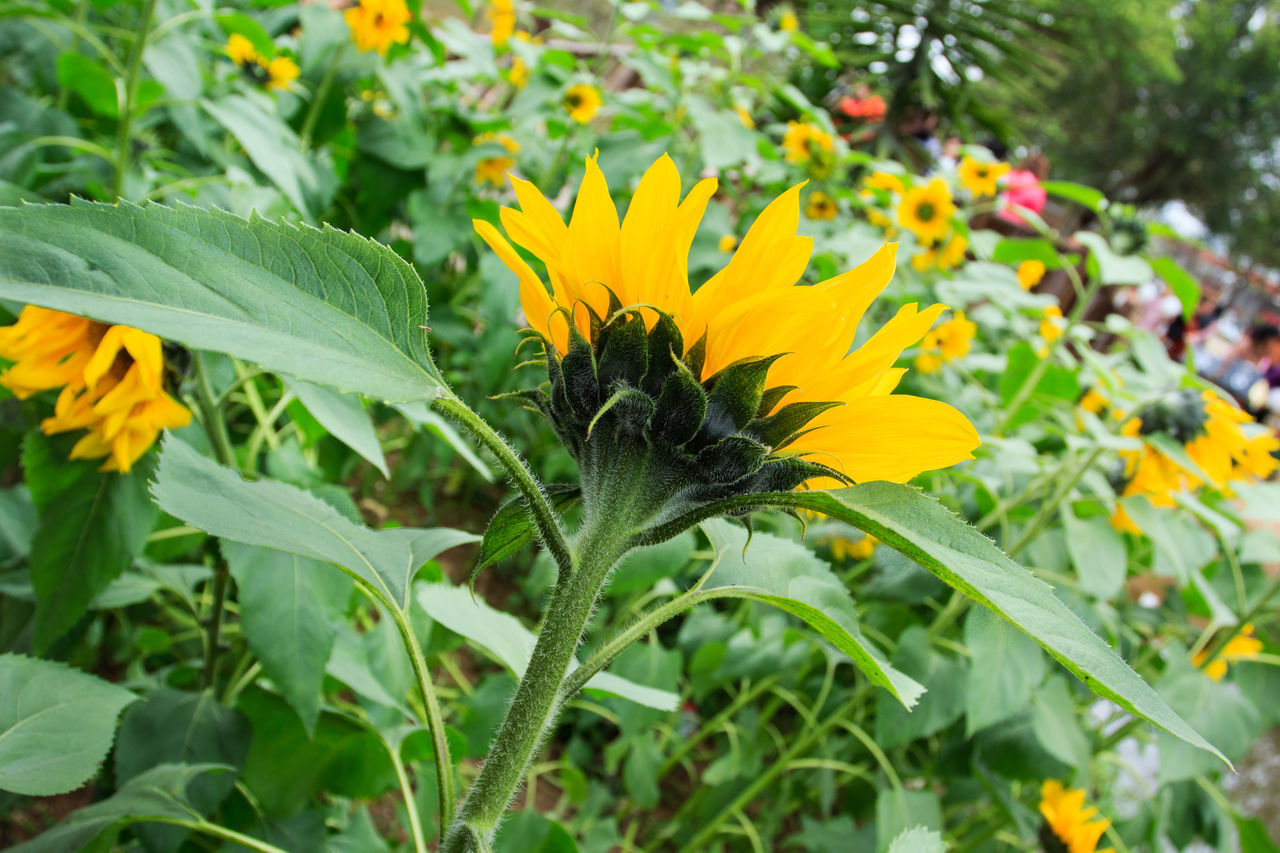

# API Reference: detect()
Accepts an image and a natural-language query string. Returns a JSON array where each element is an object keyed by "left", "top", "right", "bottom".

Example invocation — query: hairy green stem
[
  {"left": 112, "top": 0, "right": 157, "bottom": 198},
  {"left": 387, "top": 737, "right": 430, "bottom": 853},
  {"left": 441, "top": 517, "right": 632, "bottom": 850},
  {"left": 432, "top": 392, "right": 572, "bottom": 576}
]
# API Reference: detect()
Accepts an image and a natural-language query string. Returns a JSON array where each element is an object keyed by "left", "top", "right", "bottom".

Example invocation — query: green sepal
[
  {"left": 696, "top": 435, "right": 770, "bottom": 484},
  {"left": 684, "top": 332, "right": 708, "bottom": 380},
  {"left": 597, "top": 313, "right": 649, "bottom": 392},
  {"left": 642, "top": 313, "right": 685, "bottom": 397},
  {"left": 588, "top": 385, "right": 656, "bottom": 437},
  {"left": 756, "top": 385, "right": 798, "bottom": 418},
  {"left": 560, "top": 327, "right": 599, "bottom": 418},
  {"left": 652, "top": 360, "right": 707, "bottom": 446},
  {"left": 700, "top": 354, "right": 785, "bottom": 442},
  {"left": 746, "top": 400, "right": 841, "bottom": 450}
]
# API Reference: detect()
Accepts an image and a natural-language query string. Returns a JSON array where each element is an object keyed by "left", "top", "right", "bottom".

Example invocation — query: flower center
[
  {"left": 916, "top": 202, "right": 935, "bottom": 222},
  {"left": 566, "top": 94, "right": 582, "bottom": 108}
]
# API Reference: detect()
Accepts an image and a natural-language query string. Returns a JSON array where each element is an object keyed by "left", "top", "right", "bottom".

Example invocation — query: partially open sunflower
[{"left": 474, "top": 155, "right": 979, "bottom": 527}]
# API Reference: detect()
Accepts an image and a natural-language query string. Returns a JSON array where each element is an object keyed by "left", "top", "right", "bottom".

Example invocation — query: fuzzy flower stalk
[{"left": 444, "top": 155, "right": 979, "bottom": 850}]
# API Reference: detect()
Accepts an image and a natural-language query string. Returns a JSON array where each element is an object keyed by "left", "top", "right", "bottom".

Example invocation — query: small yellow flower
[
  {"left": 1040, "top": 304, "right": 1065, "bottom": 343},
  {"left": 345, "top": 0, "right": 412, "bottom": 55},
  {"left": 1039, "top": 781, "right": 1113, "bottom": 853},
  {"left": 937, "top": 234, "right": 968, "bottom": 270},
  {"left": 779, "top": 11, "right": 799, "bottom": 31},
  {"left": 1193, "top": 624, "right": 1264, "bottom": 681},
  {"left": 896, "top": 178, "right": 955, "bottom": 245},
  {"left": 0, "top": 308, "right": 190, "bottom": 472},
  {"left": 862, "top": 170, "right": 904, "bottom": 196},
  {"left": 225, "top": 33, "right": 258, "bottom": 67},
  {"left": 957, "top": 155, "right": 1010, "bottom": 197},
  {"left": 734, "top": 105, "right": 755, "bottom": 129},
  {"left": 1079, "top": 389, "right": 1108, "bottom": 415},
  {"left": 718, "top": 234, "right": 737, "bottom": 253},
  {"left": 563, "top": 83, "right": 602, "bottom": 124},
  {"left": 474, "top": 132, "right": 521, "bottom": 186},
  {"left": 830, "top": 535, "right": 876, "bottom": 561},
  {"left": 509, "top": 56, "right": 529, "bottom": 89},
  {"left": 489, "top": 0, "right": 515, "bottom": 46},
  {"left": 1018, "top": 259, "right": 1046, "bottom": 290},
  {"left": 866, "top": 208, "right": 895, "bottom": 236},
  {"left": 781, "top": 121, "right": 834, "bottom": 165},
  {"left": 804, "top": 191, "right": 837, "bottom": 220},
  {"left": 913, "top": 311, "right": 974, "bottom": 373},
  {"left": 264, "top": 56, "right": 299, "bottom": 91}
]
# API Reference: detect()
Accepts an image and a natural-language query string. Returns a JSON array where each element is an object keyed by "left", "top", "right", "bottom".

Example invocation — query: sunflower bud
[{"left": 1135, "top": 389, "right": 1208, "bottom": 443}]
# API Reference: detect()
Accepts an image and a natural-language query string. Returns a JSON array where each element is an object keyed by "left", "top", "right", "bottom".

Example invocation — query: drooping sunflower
[
  {"left": 0, "top": 308, "right": 190, "bottom": 472},
  {"left": 473, "top": 132, "right": 521, "bottom": 186},
  {"left": 781, "top": 121, "right": 834, "bottom": 165},
  {"left": 563, "top": 83, "right": 602, "bottom": 124},
  {"left": 804, "top": 191, "right": 837, "bottom": 220},
  {"left": 473, "top": 155, "right": 979, "bottom": 507},
  {"left": 223, "top": 35, "right": 298, "bottom": 92},
  {"left": 862, "top": 171, "right": 904, "bottom": 197},
  {"left": 957, "top": 155, "right": 1010, "bottom": 197},
  {"left": 344, "top": 0, "right": 412, "bottom": 55},
  {"left": 896, "top": 178, "right": 955, "bottom": 245},
  {"left": 911, "top": 233, "right": 968, "bottom": 273},
  {"left": 1039, "top": 781, "right": 1113, "bottom": 853}
]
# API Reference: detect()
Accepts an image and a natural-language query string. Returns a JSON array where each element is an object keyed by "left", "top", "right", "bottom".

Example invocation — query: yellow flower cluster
[
  {"left": 0, "top": 308, "right": 190, "bottom": 472},
  {"left": 957, "top": 155, "right": 1009, "bottom": 197},
  {"left": 473, "top": 132, "right": 521, "bottom": 186},
  {"left": 223, "top": 34, "right": 298, "bottom": 92},
  {"left": 1193, "top": 624, "right": 1263, "bottom": 681},
  {"left": 1039, "top": 781, "right": 1113, "bottom": 853},
  {"left": 782, "top": 121, "right": 834, "bottom": 165},
  {"left": 345, "top": 0, "right": 411, "bottom": 55},
  {"left": 563, "top": 83, "right": 602, "bottom": 124},
  {"left": 913, "top": 312, "right": 975, "bottom": 374},
  {"left": 911, "top": 233, "right": 968, "bottom": 273},
  {"left": 1017, "top": 259, "right": 1046, "bottom": 290}
]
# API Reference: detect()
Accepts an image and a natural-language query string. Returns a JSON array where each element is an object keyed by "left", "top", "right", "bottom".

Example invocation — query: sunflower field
[{"left": 2, "top": 1, "right": 1280, "bottom": 852}]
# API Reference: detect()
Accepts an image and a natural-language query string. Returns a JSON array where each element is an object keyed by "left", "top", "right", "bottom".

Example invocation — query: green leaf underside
[
  {"left": 0, "top": 653, "right": 137, "bottom": 796},
  {"left": 7, "top": 763, "right": 229, "bottom": 853},
  {"left": 152, "top": 436, "right": 477, "bottom": 611},
  {"left": 415, "top": 584, "right": 679, "bottom": 711},
  {"left": 289, "top": 380, "right": 389, "bottom": 477},
  {"left": 788, "top": 483, "right": 1225, "bottom": 763},
  {"left": 701, "top": 519, "right": 925, "bottom": 709},
  {"left": 0, "top": 199, "right": 441, "bottom": 404}
]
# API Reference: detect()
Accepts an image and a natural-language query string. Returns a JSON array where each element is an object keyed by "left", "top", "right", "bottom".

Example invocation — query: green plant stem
[
  {"left": 441, "top": 516, "right": 635, "bottom": 851},
  {"left": 299, "top": 43, "right": 344, "bottom": 150},
  {"left": 112, "top": 0, "right": 157, "bottom": 198},
  {"left": 1006, "top": 446, "right": 1104, "bottom": 558},
  {"left": 146, "top": 818, "right": 290, "bottom": 853},
  {"left": 996, "top": 262, "right": 1106, "bottom": 435},
  {"left": 1198, "top": 573, "right": 1280, "bottom": 670},
  {"left": 384, "top": 600, "right": 454, "bottom": 842},
  {"left": 674, "top": 689, "right": 866, "bottom": 853},
  {"left": 432, "top": 392, "right": 572, "bottom": 577},
  {"left": 387, "top": 738, "right": 430, "bottom": 853},
  {"left": 657, "top": 676, "right": 779, "bottom": 780}
]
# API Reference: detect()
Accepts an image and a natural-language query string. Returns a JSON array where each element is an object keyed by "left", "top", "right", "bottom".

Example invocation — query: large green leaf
[
  {"left": 152, "top": 436, "right": 477, "bottom": 611},
  {"left": 415, "top": 583, "right": 679, "bottom": 711},
  {"left": 0, "top": 654, "right": 137, "bottom": 796},
  {"left": 876, "top": 626, "right": 966, "bottom": 747},
  {"left": 0, "top": 199, "right": 441, "bottom": 404},
  {"left": 23, "top": 433, "right": 158, "bottom": 651},
  {"left": 700, "top": 519, "right": 925, "bottom": 708},
  {"left": 225, "top": 542, "right": 353, "bottom": 733},
  {"left": 787, "top": 483, "right": 1225, "bottom": 762},
  {"left": 289, "top": 380, "right": 388, "bottom": 477},
  {"left": 7, "top": 764, "right": 229, "bottom": 853},
  {"left": 963, "top": 606, "right": 1045, "bottom": 734}
]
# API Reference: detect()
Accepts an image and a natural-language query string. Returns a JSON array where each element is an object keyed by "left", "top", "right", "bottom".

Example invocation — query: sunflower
[
  {"left": 1018, "top": 259, "right": 1046, "bottom": 290},
  {"left": 896, "top": 178, "right": 955, "bottom": 245},
  {"left": 718, "top": 234, "right": 737, "bottom": 253},
  {"left": 474, "top": 132, "right": 521, "bottom": 186},
  {"left": 344, "top": 0, "right": 412, "bottom": 55},
  {"left": 0, "top": 307, "right": 190, "bottom": 472},
  {"left": 473, "top": 155, "right": 979, "bottom": 501},
  {"left": 563, "top": 83, "right": 602, "bottom": 124},
  {"left": 830, "top": 534, "right": 876, "bottom": 561},
  {"left": 1193, "top": 624, "right": 1263, "bottom": 681},
  {"left": 1039, "top": 781, "right": 1113, "bottom": 853},
  {"left": 1079, "top": 389, "right": 1108, "bottom": 416},
  {"left": 804, "top": 191, "right": 837, "bottom": 220},
  {"left": 913, "top": 233, "right": 968, "bottom": 273},
  {"left": 957, "top": 155, "right": 1010, "bottom": 197},
  {"left": 781, "top": 121, "right": 834, "bottom": 165},
  {"left": 488, "top": 0, "right": 516, "bottom": 46},
  {"left": 862, "top": 170, "right": 904, "bottom": 197}
]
